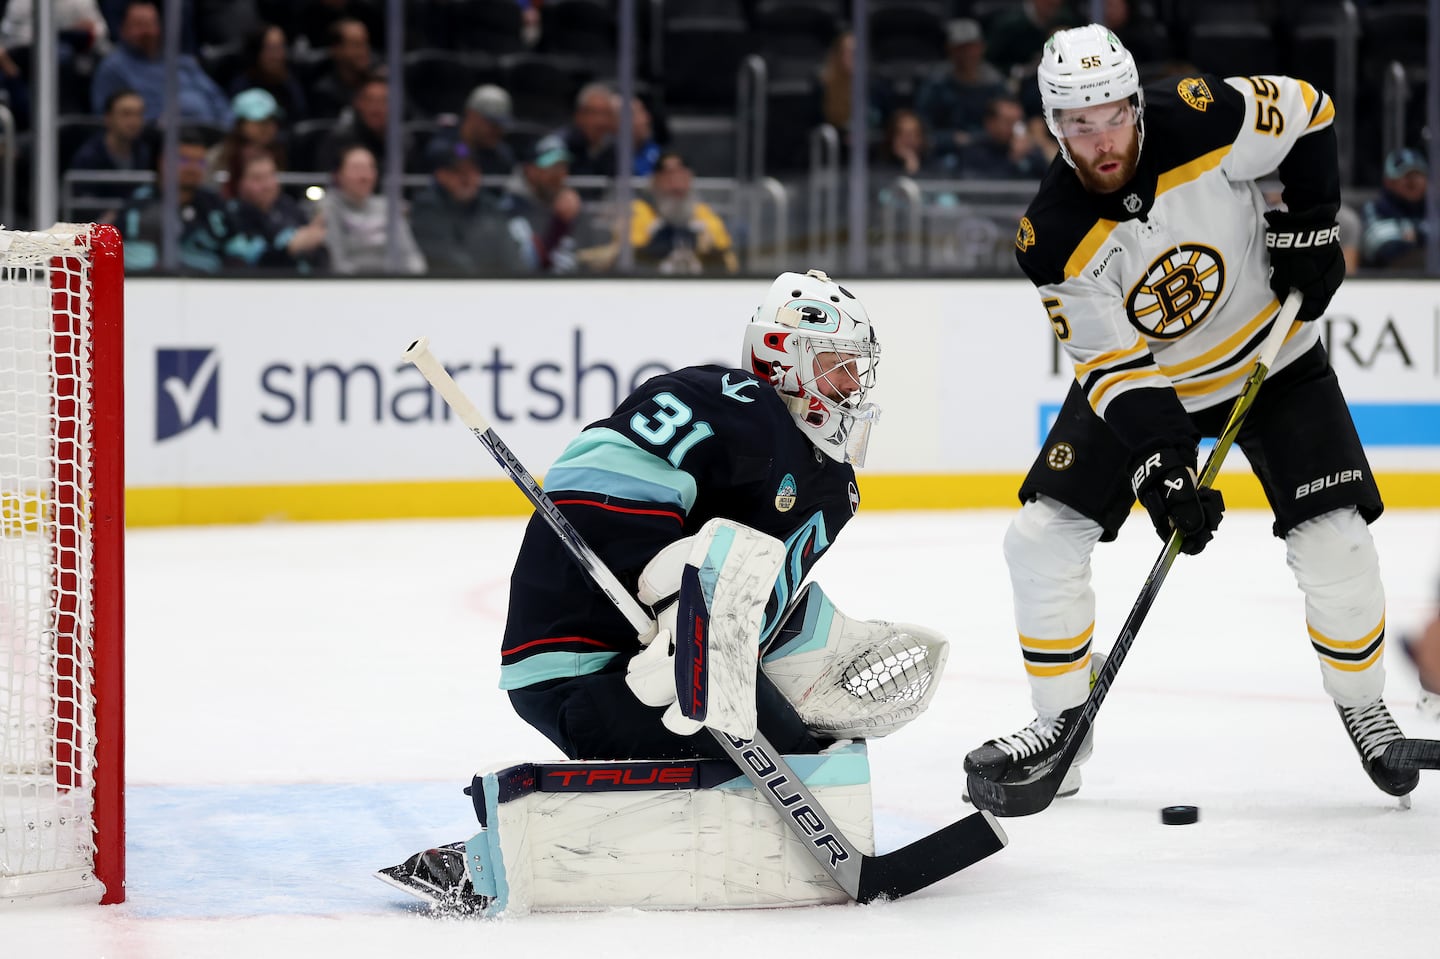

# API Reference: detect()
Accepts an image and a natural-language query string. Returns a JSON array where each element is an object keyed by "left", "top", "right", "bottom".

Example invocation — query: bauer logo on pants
[{"left": 155, "top": 348, "right": 220, "bottom": 441}]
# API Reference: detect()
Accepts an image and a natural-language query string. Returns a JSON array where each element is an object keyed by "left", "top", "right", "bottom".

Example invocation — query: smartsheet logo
[{"left": 156, "top": 348, "right": 220, "bottom": 441}]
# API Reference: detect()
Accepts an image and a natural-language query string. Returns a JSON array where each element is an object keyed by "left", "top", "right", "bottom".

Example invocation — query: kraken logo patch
[
  {"left": 1178, "top": 77, "right": 1214, "bottom": 112},
  {"left": 847, "top": 481, "right": 860, "bottom": 515},
  {"left": 1015, "top": 216, "right": 1036, "bottom": 251},
  {"left": 1125, "top": 243, "right": 1226, "bottom": 339},
  {"left": 775, "top": 473, "right": 797, "bottom": 512},
  {"left": 1046, "top": 443, "right": 1076, "bottom": 471}
]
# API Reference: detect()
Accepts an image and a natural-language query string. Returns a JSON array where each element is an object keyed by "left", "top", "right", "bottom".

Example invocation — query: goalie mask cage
[{"left": 0, "top": 224, "right": 124, "bottom": 906}]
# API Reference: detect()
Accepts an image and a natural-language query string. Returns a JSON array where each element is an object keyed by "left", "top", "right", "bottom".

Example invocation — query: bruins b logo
[
  {"left": 1178, "top": 77, "right": 1214, "bottom": 112},
  {"left": 1015, "top": 216, "right": 1036, "bottom": 251},
  {"left": 1125, "top": 244, "right": 1225, "bottom": 339}
]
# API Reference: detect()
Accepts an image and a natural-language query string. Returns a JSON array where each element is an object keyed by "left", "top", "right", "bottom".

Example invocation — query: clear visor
[
  {"left": 1053, "top": 98, "right": 1138, "bottom": 140},
  {"left": 839, "top": 403, "right": 881, "bottom": 468}
]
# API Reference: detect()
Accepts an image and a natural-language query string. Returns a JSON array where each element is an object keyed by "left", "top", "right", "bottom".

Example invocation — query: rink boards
[{"left": 121, "top": 277, "right": 1440, "bottom": 525}]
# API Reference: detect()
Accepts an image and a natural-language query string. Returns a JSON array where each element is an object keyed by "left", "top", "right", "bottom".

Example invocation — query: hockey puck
[{"left": 1161, "top": 805, "right": 1199, "bottom": 825}]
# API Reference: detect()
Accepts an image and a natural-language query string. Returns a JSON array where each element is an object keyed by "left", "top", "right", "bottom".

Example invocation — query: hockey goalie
[{"left": 377, "top": 271, "right": 953, "bottom": 915}]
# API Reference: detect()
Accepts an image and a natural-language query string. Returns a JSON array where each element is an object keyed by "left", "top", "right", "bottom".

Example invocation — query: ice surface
[{"left": 4, "top": 508, "right": 1438, "bottom": 957}]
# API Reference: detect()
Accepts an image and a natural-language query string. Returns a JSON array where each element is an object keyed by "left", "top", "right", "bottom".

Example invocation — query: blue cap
[
  {"left": 231, "top": 87, "right": 281, "bottom": 123},
  {"left": 1384, "top": 148, "right": 1426, "bottom": 179},
  {"left": 426, "top": 135, "right": 477, "bottom": 173}
]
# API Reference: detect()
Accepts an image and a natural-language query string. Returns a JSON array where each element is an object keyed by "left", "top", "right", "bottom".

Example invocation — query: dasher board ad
[{"left": 125, "top": 278, "right": 1440, "bottom": 491}]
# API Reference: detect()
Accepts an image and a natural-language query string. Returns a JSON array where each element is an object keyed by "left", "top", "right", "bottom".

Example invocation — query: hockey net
[{"left": 0, "top": 225, "right": 124, "bottom": 906}]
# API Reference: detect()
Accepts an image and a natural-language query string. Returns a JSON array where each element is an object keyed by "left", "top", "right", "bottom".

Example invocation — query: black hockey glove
[
  {"left": 1130, "top": 448, "right": 1225, "bottom": 556},
  {"left": 1264, "top": 208, "right": 1344, "bottom": 322}
]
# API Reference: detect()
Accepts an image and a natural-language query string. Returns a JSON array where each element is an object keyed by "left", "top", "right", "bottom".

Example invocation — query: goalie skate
[
  {"left": 375, "top": 842, "right": 492, "bottom": 916},
  {"left": 962, "top": 652, "right": 1105, "bottom": 800},
  {"left": 1336, "top": 698, "right": 1419, "bottom": 798}
]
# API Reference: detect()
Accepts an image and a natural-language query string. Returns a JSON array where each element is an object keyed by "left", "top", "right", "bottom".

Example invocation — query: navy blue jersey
[{"left": 500, "top": 365, "right": 860, "bottom": 691}]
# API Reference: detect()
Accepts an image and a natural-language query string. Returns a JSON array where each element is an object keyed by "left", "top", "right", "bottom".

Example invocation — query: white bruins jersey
[{"left": 1016, "top": 73, "right": 1338, "bottom": 452}]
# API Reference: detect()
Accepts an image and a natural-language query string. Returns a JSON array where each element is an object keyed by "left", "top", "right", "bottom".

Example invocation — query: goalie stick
[
  {"left": 403, "top": 336, "right": 1008, "bottom": 904},
  {"left": 966, "top": 290, "right": 1304, "bottom": 818}
]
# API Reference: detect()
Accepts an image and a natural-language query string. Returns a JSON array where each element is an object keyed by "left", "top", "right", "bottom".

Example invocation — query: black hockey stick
[
  {"left": 966, "top": 290, "right": 1304, "bottom": 818},
  {"left": 1382, "top": 738, "right": 1440, "bottom": 771},
  {"left": 404, "top": 337, "right": 1008, "bottom": 903}
]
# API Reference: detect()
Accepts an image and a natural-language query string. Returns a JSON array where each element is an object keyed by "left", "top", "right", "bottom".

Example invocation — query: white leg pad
[
  {"left": 1285, "top": 508, "right": 1388, "bottom": 705},
  {"left": 1004, "top": 495, "right": 1105, "bottom": 715},
  {"left": 466, "top": 744, "right": 874, "bottom": 916}
]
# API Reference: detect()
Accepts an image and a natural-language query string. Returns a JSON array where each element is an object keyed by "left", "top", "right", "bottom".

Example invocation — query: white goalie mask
[
  {"left": 1037, "top": 24, "right": 1145, "bottom": 169},
  {"left": 742, "top": 270, "right": 881, "bottom": 467}
]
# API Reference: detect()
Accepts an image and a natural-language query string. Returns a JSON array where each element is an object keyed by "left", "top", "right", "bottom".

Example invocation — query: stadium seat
[
  {"left": 868, "top": 4, "right": 947, "bottom": 65},
  {"left": 658, "top": 18, "right": 754, "bottom": 113},
  {"left": 402, "top": 50, "right": 503, "bottom": 119},
  {"left": 1184, "top": 22, "right": 1283, "bottom": 78},
  {"left": 540, "top": 0, "right": 618, "bottom": 58},
  {"left": 502, "top": 53, "right": 592, "bottom": 126},
  {"left": 753, "top": 1, "right": 838, "bottom": 81},
  {"left": 409, "top": 0, "right": 526, "bottom": 54},
  {"left": 665, "top": 114, "right": 739, "bottom": 178}
]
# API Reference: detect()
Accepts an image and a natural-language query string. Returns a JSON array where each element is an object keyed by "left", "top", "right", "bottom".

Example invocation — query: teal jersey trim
[
  {"left": 544, "top": 428, "right": 698, "bottom": 513},
  {"left": 498, "top": 650, "right": 622, "bottom": 690},
  {"left": 763, "top": 585, "right": 837, "bottom": 663}
]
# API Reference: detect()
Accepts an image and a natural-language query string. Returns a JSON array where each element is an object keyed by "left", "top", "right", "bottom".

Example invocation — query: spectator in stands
[
  {"left": 1361, "top": 148, "right": 1429, "bottom": 270},
  {"left": 629, "top": 96, "right": 661, "bottom": 177},
  {"left": 295, "top": 0, "right": 382, "bottom": 55},
  {"left": 556, "top": 82, "right": 618, "bottom": 178},
  {"left": 872, "top": 108, "right": 942, "bottom": 179},
  {"left": 954, "top": 94, "right": 1047, "bottom": 180},
  {"left": 221, "top": 151, "right": 328, "bottom": 272},
  {"left": 506, "top": 134, "right": 588, "bottom": 273},
  {"left": 307, "top": 17, "right": 374, "bottom": 120},
  {"left": 228, "top": 22, "right": 309, "bottom": 123},
  {"left": 1, "top": 0, "right": 110, "bottom": 55},
  {"left": 1101, "top": 0, "right": 1170, "bottom": 69},
  {"left": 316, "top": 70, "right": 414, "bottom": 179},
  {"left": 320, "top": 142, "right": 425, "bottom": 275},
  {"left": 208, "top": 87, "right": 287, "bottom": 195},
  {"left": 409, "top": 138, "right": 531, "bottom": 276},
  {"left": 0, "top": 0, "right": 110, "bottom": 121},
  {"left": 91, "top": 0, "right": 230, "bottom": 127},
  {"left": 914, "top": 18, "right": 1009, "bottom": 160},
  {"left": 118, "top": 126, "right": 230, "bottom": 273},
  {"left": 68, "top": 88, "right": 153, "bottom": 216},
  {"left": 985, "top": 0, "right": 1077, "bottom": 78},
  {"left": 815, "top": 29, "right": 891, "bottom": 145},
  {"left": 624, "top": 150, "right": 737, "bottom": 276},
  {"left": 456, "top": 83, "right": 516, "bottom": 177}
]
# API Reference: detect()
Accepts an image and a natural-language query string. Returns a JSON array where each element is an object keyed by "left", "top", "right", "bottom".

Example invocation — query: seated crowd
[{"left": 5, "top": 0, "right": 1425, "bottom": 274}]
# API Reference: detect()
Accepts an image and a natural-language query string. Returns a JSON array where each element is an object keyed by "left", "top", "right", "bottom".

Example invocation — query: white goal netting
[{"left": 0, "top": 227, "right": 118, "bottom": 905}]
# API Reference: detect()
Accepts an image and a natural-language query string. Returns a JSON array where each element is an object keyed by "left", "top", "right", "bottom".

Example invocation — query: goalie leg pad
[{"left": 462, "top": 745, "right": 874, "bottom": 916}]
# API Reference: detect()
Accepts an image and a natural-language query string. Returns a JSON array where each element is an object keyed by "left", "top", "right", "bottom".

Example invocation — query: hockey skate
[
  {"left": 1336, "top": 698, "right": 1419, "bottom": 798},
  {"left": 963, "top": 652, "right": 1106, "bottom": 800},
  {"left": 376, "top": 841, "right": 492, "bottom": 915}
]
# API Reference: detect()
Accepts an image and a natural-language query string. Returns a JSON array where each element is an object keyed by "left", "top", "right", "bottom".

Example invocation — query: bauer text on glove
[
  {"left": 1131, "top": 448, "right": 1224, "bottom": 555},
  {"left": 1264, "top": 208, "right": 1343, "bottom": 322}
]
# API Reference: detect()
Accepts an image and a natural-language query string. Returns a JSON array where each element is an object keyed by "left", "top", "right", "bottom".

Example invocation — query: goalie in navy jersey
[
  {"left": 381, "top": 271, "right": 957, "bottom": 914},
  {"left": 502, "top": 268, "right": 894, "bottom": 762},
  {"left": 964, "top": 25, "right": 1417, "bottom": 803}
]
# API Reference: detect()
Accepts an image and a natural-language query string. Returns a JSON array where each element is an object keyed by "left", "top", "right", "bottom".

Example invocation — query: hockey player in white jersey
[{"left": 963, "top": 24, "right": 1418, "bottom": 804}]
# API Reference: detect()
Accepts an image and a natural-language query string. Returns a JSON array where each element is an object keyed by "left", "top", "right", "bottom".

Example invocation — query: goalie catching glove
[{"left": 625, "top": 519, "right": 787, "bottom": 739}]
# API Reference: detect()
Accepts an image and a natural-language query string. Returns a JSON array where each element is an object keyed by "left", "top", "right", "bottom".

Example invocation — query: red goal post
[{"left": 0, "top": 224, "right": 124, "bottom": 905}]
